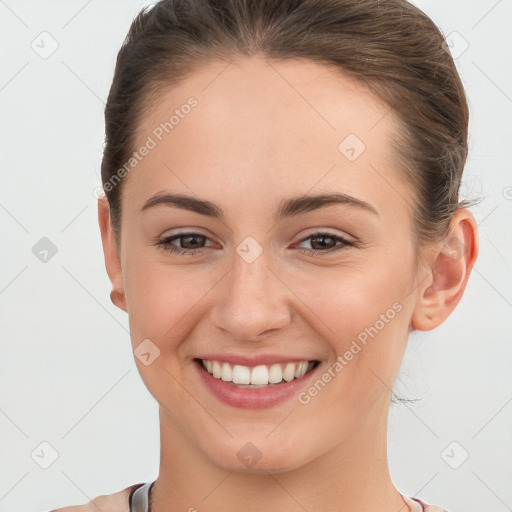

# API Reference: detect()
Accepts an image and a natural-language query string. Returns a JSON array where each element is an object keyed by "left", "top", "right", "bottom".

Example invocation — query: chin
[{"left": 201, "top": 433, "right": 312, "bottom": 475}]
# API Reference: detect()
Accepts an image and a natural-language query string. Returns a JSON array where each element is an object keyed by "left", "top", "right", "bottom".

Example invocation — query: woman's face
[{"left": 111, "top": 56, "right": 427, "bottom": 472}]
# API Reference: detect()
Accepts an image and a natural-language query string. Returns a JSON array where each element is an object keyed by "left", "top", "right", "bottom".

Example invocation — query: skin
[{"left": 98, "top": 56, "right": 478, "bottom": 512}]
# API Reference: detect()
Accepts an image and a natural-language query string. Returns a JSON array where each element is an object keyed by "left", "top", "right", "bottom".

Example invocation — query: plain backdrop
[{"left": 0, "top": 1, "right": 511, "bottom": 511}]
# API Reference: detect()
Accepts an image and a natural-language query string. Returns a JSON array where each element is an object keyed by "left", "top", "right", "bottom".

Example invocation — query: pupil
[
  {"left": 312, "top": 235, "right": 332, "bottom": 249},
  {"left": 184, "top": 235, "right": 203, "bottom": 248}
]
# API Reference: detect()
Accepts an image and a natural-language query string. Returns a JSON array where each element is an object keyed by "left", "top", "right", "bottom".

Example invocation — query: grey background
[{"left": 0, "top": 1, "right": 510, "bottom": 511}]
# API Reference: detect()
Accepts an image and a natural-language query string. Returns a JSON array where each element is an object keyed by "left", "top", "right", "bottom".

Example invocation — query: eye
[
  {"left": 155, "top": 231, "right": 355, "bottom": 257},
  {"left": 295, "top": 231, "right": 355, "bottom": 256},
  {"left": 156, "top": 232, "right": 214, "bottom": 256}
]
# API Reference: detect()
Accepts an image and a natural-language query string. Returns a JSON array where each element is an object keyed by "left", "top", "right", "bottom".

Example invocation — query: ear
[
  {"left": 98, "top": 196, "right": 127, "bottom": 312},
  {"left": 411, "top": 208, "right": 479, "bottom": 331}
]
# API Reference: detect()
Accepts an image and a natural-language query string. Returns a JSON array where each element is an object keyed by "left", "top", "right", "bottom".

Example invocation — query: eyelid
[
  {"left": 157, "top": 227, "right": 354, "bottom": 245},
  {"left": 295, "top": 227, "right": 355, "bottom": 242},
  {"left": 292, "top": 230, "right": 356, "bottom": 254},
  {"left": 159, "top": 227, "right": 210, "bottom": 238},
  {"left": 156, "top": 230, "right": 218, "bottom": 248},
  {"left": 155, "top": 227, "right": 358, "bottom": 257}
]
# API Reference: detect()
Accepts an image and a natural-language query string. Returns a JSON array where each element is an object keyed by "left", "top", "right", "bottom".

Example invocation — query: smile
[
  {"left": 200, "top": 359, "right": 316, "bottom": 387},
  {"left": 194, "top": 357, "right": 321, "bottom": 408}
]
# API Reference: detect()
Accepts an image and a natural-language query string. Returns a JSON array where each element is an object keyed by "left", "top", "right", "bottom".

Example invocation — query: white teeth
[
  {"left": 268, "top": 364, "right": 283, "bottom": 383},
  {"left": 200, "top": 359, "right": 314, "bottom": 386},
  {"left": 232, "top": 364, "right": 251, "bottom": 384},
  {"left": 250, "top": 365, "right": 269, "bottom": 385},
  {"left": 212, "top": 361, "right": 222, "bottom": 379},
  {"left": 221, "top": 362, "right": 232, "bottom": 382},
  {"left": 282, "top": 362, "right": 296, "bottom": 382}
]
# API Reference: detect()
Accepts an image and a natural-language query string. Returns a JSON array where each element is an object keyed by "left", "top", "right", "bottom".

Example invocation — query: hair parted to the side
[{"left": 101, "top": 0, "right": 471, "bottom": 247}]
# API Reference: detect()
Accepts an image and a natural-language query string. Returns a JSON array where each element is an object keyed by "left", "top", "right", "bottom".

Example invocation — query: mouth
[
  {"left": 193, "top": 357, "right": 321, "bottom": 408},
  {"left": 197, "top": 358, "right": 319, "bottom": 387}
]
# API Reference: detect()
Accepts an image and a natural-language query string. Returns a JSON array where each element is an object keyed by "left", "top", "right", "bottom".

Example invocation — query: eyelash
[{"left": 155, "top": 231, "right": 355, "bottom": 257}]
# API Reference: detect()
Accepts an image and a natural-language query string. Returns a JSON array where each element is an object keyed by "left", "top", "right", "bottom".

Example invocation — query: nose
[{"left": 210, "top": 248, "right": 291, "bottom": 342}]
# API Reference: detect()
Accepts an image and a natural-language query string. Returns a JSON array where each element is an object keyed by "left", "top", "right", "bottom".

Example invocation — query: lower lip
[{"left": 194, "top": 359, "right": 319, "bottom": 409}]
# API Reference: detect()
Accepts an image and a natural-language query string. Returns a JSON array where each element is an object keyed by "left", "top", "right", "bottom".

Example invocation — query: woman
[{"left": 53, "top": 0, "right": 478, "bottom": 510}]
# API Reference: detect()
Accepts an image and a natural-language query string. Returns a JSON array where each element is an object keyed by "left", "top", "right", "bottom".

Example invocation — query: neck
[{"left": 151, "top": 403, "right": 409, "bottom": 512}]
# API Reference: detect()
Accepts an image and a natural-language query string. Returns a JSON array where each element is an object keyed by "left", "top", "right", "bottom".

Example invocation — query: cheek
[
  {"left": 293, "top": 254, "right": 414, "bottom": 400},
  {"left": 124, "top": 244, "right": 414, "bottom": 349},
  {"left": 301, "top": 255, "right": 411, "bottom": 339},
  {"left": 122, "top": 260, "right": 212, "bottom": 406},
  {"left": 323, "top": 275, "right": 408, "bottom": 344},
  {"left": 123, "top": 256, "right": 219, "bottom": 350}
]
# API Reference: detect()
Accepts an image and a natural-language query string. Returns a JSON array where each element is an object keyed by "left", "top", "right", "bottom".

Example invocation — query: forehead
[{"left": 125, "top": 56, "right": 409, "bottom": 221}]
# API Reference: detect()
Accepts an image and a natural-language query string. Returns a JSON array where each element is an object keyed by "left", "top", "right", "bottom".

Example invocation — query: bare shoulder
[{"left": 49, "top": 483, "right": 145, "bottom": 512}]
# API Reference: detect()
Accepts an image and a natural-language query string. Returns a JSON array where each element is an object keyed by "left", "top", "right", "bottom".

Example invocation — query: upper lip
[{"left": 195, "top": 354, "right": 319, "bottom": 367}]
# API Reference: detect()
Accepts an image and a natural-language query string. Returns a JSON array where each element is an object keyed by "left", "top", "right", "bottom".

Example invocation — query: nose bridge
[{"left": 211, "top": 239, "right": 290, "bottom": 340}]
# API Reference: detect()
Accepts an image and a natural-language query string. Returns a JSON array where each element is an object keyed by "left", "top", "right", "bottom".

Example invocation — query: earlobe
[
  {"left": 110, "top": 288, "right": 126, "bottom": 311},
  {"left": 97, "top": 195, "right": 127, "bottom": 312},
  {"left": 411, "top": 209, "right": 479, "bottom": 331}
]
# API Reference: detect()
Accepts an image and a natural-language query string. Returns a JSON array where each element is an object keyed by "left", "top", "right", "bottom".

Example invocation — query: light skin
[{"left": 98, "top": 56, "right": 478, "bottom": 512}]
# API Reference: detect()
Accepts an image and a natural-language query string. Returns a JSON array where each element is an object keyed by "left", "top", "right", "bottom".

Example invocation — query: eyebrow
[{"left": 141, "top": 191, "right": 379, "bottom": 221}]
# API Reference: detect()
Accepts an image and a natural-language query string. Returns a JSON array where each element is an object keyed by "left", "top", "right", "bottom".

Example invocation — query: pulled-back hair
[{"left": 101, "top": 0, "right": 470, "bottom": 246}]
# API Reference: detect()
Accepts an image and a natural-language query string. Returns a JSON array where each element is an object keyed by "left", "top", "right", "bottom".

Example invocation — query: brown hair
[{"left": 101, "top": 0, "right": 471, "bottom": 246}]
